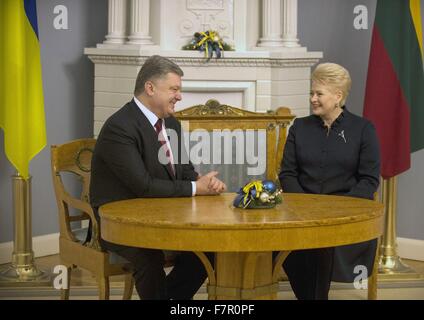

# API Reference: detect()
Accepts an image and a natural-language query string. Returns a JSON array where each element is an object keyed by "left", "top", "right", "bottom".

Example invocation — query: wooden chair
[
  {"left": 367, "top": 238, "right": 380, "bottom": 300},
  {"left": 174, "top": 99, "right": 295, "bottom": 181},
  {"left": 51, "top": 138, "right": 134, "bottom": 300},
  {"left": 367, "top": 191, "right": 381, "bottom": 300}
]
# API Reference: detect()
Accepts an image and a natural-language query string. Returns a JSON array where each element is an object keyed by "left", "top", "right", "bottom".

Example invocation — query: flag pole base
[
  {"left": 0, "top": 263, "right": 51, "bottom": 287},
  {"left": 378, "top": 177, "right": 424, "bottom": 281},
  {"left": 378, "top": 255, "right": 424, "bottom": 281},
  {"left": 0, "top": 174, "right": 52, "bottom": 287}
]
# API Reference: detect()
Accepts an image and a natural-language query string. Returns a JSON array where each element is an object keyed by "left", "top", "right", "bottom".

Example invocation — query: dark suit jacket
[
  {"left": 279, "top": 107, "right": 380, "bottom": 199},
  {"left": 279, "top": 107, "right": 380, "bottom": 282},
  {"left": 89, "top": 100, "right": 198, "bottom": 237}
]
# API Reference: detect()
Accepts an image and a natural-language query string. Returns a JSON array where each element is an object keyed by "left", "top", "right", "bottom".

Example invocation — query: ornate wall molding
[
  {"left": 127, "top": 0, "right": 154, "bottom": 45},
  {"left": 104, "top": 0, "right": 127, "bottom": 44},
  {"left": 100, "top": 0, "right": 306, "bottom": 51},
  {"left": 178, "top": 0, "right": 234, "bottom": 45},
  {"left": 87, "top": 54, "right": 320, "bottom": 68},
  {"left": 257, "top": 0, "right": 284, "bottom": 47}
]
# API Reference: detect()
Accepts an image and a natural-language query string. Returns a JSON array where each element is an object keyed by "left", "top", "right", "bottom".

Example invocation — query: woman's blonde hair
[{"left": 311, "top": 63, "right": 352, "bottom": 106}]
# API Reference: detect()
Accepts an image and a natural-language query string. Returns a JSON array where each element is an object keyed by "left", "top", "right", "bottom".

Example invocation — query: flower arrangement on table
[
  {"left": 233, "top": 180, "right": 283, "bottom": 209},
  {"left": 182, "top": 30, "right": 234, "bottom": 59}
]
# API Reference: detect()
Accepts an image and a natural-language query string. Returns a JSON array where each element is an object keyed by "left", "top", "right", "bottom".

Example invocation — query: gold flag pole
[
  {"left": 0, "top": 173, "right": 50, "bottom": 286},
  {"left": 378, "top": 176, "right": 423, "bottom": 280}
]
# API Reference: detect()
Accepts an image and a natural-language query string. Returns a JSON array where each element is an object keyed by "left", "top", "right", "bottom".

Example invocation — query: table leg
[
  {"left": 272, "top": 250, "right": 291, "bottom": 282},
  {"left": 193, "top": 252, "right": 217, "bottom": 300},
  {"left": 213, "top": 252, "right": 278, "bottom": 300}
]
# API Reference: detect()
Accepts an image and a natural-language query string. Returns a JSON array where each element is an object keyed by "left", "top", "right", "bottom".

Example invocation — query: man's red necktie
[{"left": 154, "top": 119, "right": 175, "bottom": 177}]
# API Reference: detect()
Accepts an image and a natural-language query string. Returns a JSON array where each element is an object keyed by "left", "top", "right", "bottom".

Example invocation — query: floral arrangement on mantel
[
  {"left": 233, "top": 180, "right": 283, "bottom": 209},
  {"left": 182, "top": 30, "right": 234, "bottom": 59}
]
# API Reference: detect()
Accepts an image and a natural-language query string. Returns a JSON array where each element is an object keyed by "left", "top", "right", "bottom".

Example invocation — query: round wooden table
[{"left": 99, "top": 193, "right": 384, "bottom": 300}]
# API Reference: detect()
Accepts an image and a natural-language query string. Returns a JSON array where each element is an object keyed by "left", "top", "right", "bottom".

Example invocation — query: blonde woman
[{"left": 278, "top": 63, "right": 380, "bottom": 299}]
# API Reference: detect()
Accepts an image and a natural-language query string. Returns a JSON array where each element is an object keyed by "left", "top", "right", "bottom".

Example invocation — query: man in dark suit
[{"left": 90, "top": 55, "right": 226, "bottom": 300}]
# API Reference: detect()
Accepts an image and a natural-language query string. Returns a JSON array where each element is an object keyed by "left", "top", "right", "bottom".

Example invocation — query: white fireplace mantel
[{"left": 85, "top": 48, "right": 321, "bottom": 66}]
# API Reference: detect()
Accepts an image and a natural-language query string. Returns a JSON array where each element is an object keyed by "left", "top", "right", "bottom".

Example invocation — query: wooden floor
[{"left": 1, "top": 254, "right": 424, "bottom": 300}]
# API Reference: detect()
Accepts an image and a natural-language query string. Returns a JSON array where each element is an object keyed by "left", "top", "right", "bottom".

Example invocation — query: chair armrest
[
  {"left": 68, "top": 213, "right": 90, "bottom": 222},
  {"left": 62, "top": 192, "right": 103, "bottom": 251}
]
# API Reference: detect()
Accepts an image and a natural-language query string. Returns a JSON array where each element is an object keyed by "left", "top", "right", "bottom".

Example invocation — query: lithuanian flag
[
  {"left": 363, "top": 0, "right": 424, "bottom": 179},
  {"left": 0, "top": 0, "right": 47, "bottom": 179}
]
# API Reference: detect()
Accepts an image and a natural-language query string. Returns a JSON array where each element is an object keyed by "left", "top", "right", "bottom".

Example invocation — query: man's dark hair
[{"left": 134, "top": 55, "right": 184, "bottom": 95}]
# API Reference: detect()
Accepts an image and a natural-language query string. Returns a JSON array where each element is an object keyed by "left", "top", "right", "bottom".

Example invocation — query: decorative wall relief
[
  {"left": 187, "top": 0, "right": 224, "bottom": 10},
  {"left": 178, "top": 0, "right": 234, "bottom": 44}
]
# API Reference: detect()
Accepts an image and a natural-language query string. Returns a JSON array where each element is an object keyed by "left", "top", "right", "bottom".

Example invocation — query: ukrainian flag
[{"left": 0, "top": 0, "right": 46, "bottom": 179}]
